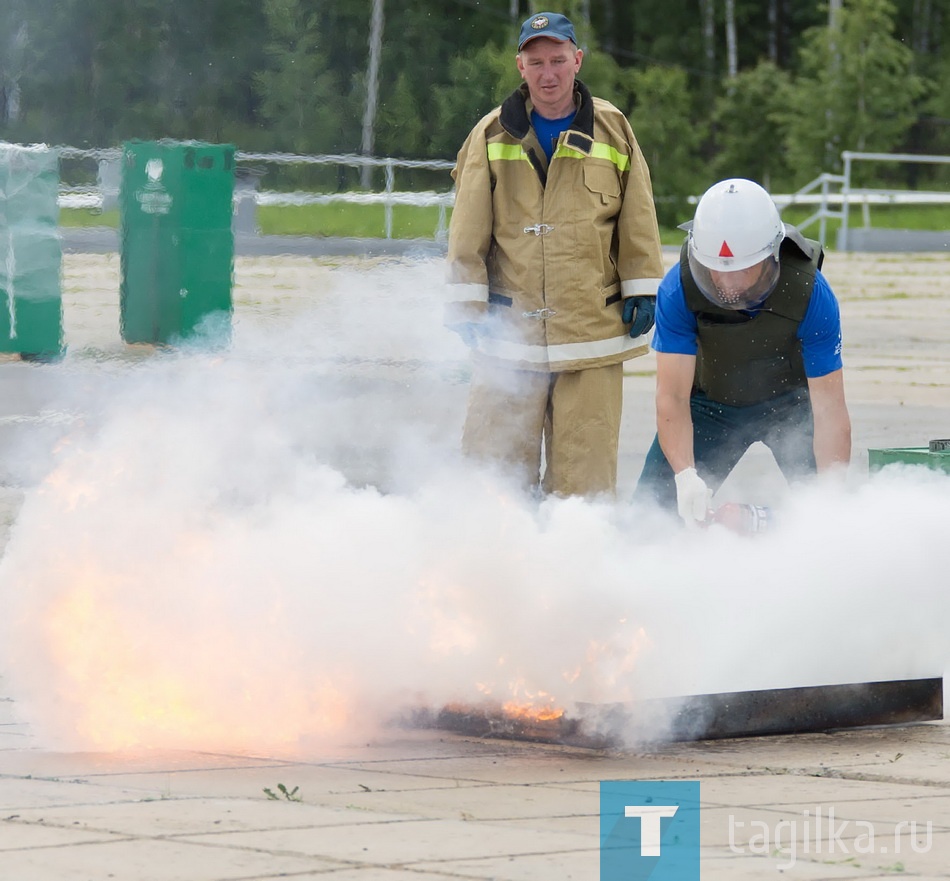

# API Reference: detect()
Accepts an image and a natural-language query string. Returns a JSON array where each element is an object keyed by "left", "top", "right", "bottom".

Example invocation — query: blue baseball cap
[{"left": 518, "top": 12, "right": 577, "bottom": 51}]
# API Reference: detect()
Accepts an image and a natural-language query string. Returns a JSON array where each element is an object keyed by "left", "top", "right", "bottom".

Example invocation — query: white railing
[
  {"left": 56, "top": 146, "right": 950, "bottom": 250},
  {"left": 770, "top": 152, "right": 950, "bottom": 248},
  {"left": 55, "top": 148, "right": 456, "bottom": 241},
  {"left": 770, "top": 172, "right": 846, "bottom": 245},
  {"left": 838, "top": 151, "right": 950, "bottom": 250}
]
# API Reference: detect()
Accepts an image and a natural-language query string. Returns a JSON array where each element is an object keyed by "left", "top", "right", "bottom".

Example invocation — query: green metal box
[
  {"left": 0, "top": 144, "right": 64, "bottom": 359},
  {"left": 868, "top": 440, "right": 950, "bottom": 475},
  {"left": 119, "top": 140, "right": 235, "bottom": 345}
]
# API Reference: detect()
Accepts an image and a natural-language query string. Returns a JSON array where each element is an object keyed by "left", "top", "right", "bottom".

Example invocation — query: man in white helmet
[{"left": 635, "top": 178, "right": 852, "bottom": 525}]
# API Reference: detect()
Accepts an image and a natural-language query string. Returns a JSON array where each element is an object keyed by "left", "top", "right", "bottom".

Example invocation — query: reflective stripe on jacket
[{"left": 446, "top": 81, "right": 664, "bottom": 372}]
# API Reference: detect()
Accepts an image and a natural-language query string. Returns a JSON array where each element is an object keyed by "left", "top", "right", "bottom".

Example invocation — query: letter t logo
[
  {"left": 624, "top": 804, "right": 680, "bottom": 856},
  {"left": 601, "top": 781, "right": 700, "bottom": 880}
]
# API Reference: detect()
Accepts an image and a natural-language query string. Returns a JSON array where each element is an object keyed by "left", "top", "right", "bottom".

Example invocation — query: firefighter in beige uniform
[{"left": 446, "top": 12, "right": 664, "bottom": 498}]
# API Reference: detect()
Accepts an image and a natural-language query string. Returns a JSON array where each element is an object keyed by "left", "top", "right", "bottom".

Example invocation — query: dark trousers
[{"left": 634, "top": 388, "right": 816, "bottom": 509}]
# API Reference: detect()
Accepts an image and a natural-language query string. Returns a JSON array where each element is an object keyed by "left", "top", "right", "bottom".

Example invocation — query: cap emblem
[
  {"left": 719, "top": 241, "right": 734, "bottom": 258},
  {"left": 531, "top": 15, "right": 549, "bottom": 29}
]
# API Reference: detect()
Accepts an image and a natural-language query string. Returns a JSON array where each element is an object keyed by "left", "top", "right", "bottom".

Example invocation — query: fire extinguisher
[{"left": 706, "top": 503, "right": 772, "bottom": 535}]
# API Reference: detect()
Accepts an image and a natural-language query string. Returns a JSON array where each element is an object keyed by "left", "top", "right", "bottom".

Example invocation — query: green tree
[
  {"left": 254, "top": 0, "right": 351, "bottom": 155},
  {"left": 371, "top": 0, "right": 510, "bottom": 162},
  {"left": 780, "top": 0, "right": 930, "bottom": 183},
  {"left": 576, "top": 41, "right": 635, "bottom": 113},
  {"left": 430, "top": 42, "right": 520, "bottom": 158},
  {"left": 922, "top": 54, "right": 950, "bottom": 161},
  {"left": 2, "top": 0, "right": 948, "bottom": 185},
  {"left": 156, "top": 0, "right": 268, "bottom": 145},
  {"left": 377, "top": 71, "right": 427, "bottom": 158},
  {"left": 10, "top": 0, "right": 268, "bottom": 146},
  {"left": 9, "top": 0, "right": 127, "bottom": 144},
  {"left": 710, "top": 60, "right": 793, "bottom": 189},
  {"left": 627, "top": 65, "right": 705, "bottom": 227}
]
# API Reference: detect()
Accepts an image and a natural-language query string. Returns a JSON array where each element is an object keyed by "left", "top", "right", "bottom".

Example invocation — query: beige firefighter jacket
[{"left": 446, "top": 80, "right": 664, "bottom": 372}]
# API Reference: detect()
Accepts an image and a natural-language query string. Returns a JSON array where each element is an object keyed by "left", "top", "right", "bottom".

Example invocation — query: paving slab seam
[
  {"left": 806, "top": 770, "right": 950, "bottom": 789},
  {"left": 2, "top": 814, "right": 417, "bottom": 837},
  {"left": 0, "top": 832, "right": 140, "bottom": 853},
  {"left": 6, "top": 833, "right": 370, "bottom": 875},
  {"left": 31, "top": 763, "right": 351, "bottom": 780},
  {"left": 384, "top": 846, "right": 599, "bottom": 869},
  {"left": 173, "top": 835, "right": 599, "bottom": 874}
]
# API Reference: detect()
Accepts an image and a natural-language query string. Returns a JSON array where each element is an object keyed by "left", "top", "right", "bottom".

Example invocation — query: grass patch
[
  {"left": 258, "top": 203, "right": 448, "bottom": 239},
  {"left": 59, "top": 203, "right": 449, "bottom": 239},
  {"left": 58, "top": 201, "right": 950, "bottom": 248},
  {"left": 59, "top": 208, "right": 119, "bottom": 228},
  {"left": 779, "top": 203, "right": 950, "bottom": 244}
]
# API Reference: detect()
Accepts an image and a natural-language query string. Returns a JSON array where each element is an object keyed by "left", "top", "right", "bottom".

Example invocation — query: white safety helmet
[{"left": 688, "top": 178, "right": 785, "bottom": 310}]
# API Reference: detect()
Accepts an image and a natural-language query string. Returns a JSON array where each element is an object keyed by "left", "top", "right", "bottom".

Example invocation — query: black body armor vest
[{"left": 679, "top": 227, "right": 823, "bottom": 406}]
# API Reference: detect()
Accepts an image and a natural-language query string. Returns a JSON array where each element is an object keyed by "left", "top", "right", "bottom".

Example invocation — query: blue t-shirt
[
  {"left": 531, "top": 109, "right": 576, "bottom": 162},
  {"left": 651, "top": 263, "right": 843, "bottom": 378}
]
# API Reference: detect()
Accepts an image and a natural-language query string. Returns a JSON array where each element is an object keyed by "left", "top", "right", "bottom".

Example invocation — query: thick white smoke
[{"left": 0, "top": 255, "right": 947, "bottom": 754}]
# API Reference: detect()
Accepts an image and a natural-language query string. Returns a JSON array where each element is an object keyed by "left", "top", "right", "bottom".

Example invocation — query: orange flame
[
  {"left": 40, "top": 562, "right": 354, "bottom": 752},
  {"left": 500, "top": 700, "right": 565, "bottom": 722}
]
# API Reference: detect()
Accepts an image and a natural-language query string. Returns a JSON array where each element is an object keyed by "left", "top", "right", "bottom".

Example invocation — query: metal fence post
[
  {"left": 384, "top": 159, "right": 395, "bottom": 239},
  {"left": 840, "top": 151, "right": 852, "bottom": 251}
]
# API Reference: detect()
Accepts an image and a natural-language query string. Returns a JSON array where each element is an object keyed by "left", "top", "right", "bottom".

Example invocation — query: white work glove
[{"left": 673, "top": 467, "right": 712, "bottom": 526}]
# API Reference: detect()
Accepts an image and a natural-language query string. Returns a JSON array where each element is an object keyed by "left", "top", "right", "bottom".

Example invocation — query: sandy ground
[{"left": 60, "top": 247, "right": 950, "bottom": 473}]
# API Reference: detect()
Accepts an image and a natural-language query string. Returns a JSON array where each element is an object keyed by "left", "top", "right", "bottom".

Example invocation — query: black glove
[{"left": 622, "top": 296, "right": 656, "bottom": 338}]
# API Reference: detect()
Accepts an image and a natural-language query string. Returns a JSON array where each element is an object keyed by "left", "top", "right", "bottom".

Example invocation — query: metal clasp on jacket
[
  {"left": 522, "top": 307, "right": 557, "bottom": 320},
  {"left": 523, "top": 223, "right": 555, "bottom": 236}
]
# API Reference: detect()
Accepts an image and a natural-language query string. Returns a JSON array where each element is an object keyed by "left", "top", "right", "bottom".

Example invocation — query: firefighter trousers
[{"left": 461, "top": 361, "right": 624, "bottom": 498}]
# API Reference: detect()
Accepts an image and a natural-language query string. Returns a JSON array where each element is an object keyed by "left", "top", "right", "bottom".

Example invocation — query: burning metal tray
[{"left": 409, "top": 678, "right": 943, "bottom": 747}]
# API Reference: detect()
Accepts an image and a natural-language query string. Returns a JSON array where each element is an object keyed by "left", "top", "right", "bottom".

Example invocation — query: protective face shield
[
  {"left": 687, "top": 178, "right": 785, "bottom": 311},
  {"left": 689, "top": 256, "right": 781, "bottom": 311}
]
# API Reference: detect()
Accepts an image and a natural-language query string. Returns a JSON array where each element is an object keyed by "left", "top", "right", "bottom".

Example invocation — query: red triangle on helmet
[{"left": 719, "top": 241, "right": 734, "bottom": 258}]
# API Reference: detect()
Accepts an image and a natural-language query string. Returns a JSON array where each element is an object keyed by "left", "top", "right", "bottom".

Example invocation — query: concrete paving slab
[
  {"left": 699, "top": 849, "right": 871, "bottom": 878},
  {"left": 313, "top": 780, "right": 598, "bottom": 821},
  {"left": 298, "top": 872, "right": 483, "bottom": 881},
  {"left": 651, "top": 724, "right": 950, "bottom": 773},
  {"left": 496, "top": 813, "right": 597, "bottom": 837},
  {"left": 703, "top": 802, "right": 947, "bottom": 844},
  {"left": 88, "top": 765, "right": 494, "bottom": 802},
  {"left": 0, "top": 749, "right": 295, "bottom": 778},
  {"left": 698, "top": 775, "right": 946, "bottom": 810},
  {"left": 4, "top": 797, "right": 416, "bottom": 838},
  {"left": 701, "top": 816, "right": 948, "bottom": 875},
  {"left": 0, "top": 821, "right": 129, "bottom": 850},
  {"left": 179, "top": 816, "right": 592, "bottom": 867},
  {"left": 413, "top": 850, "right": 596, "bottom": 881},
  {"left": 0, "top": 777, "right": 170, "bottom": 811},
  {"left": 775, "top": 793, "right": 950, "bottom": 827},
  {"left": 0, "top": 835, "right": 340, "bottom": 880},
  {"left": 5, "top": 729, "right": 945, "bottom": 878},
  {"left": 0, "top": 726, "right": 30, "bottom": 747},
  {"left": 332, "top": 741, "right": 752, "bottom": 786}
]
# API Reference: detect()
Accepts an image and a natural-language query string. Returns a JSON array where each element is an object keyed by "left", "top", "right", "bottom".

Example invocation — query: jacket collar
[{"left": 499, "top": 80, "right": 595, "bottom": 141}]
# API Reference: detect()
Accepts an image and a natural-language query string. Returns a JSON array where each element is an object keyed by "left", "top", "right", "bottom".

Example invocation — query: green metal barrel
[
  {"left": 119, "top": 140, "right": 235, "bottom": 345},
  {"left": 0, "top": 144, "right": 64, "bottom": 360}
]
